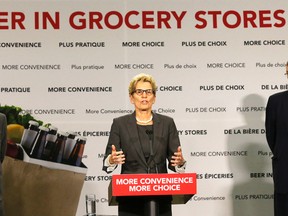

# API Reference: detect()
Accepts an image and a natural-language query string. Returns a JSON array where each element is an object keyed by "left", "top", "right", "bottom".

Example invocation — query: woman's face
[{"left": 130, "top": 81, "right": 156, "bottom": 112}]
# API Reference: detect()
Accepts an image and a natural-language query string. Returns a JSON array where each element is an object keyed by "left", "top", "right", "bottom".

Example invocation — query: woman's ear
[
  {"left": 129, "top": 94, "right": 134, "bottom": 104},
  {"left": 152, "top": 95, "right": 156, "bottom": 104}
]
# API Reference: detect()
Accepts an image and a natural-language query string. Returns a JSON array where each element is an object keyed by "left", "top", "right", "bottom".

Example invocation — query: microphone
[
  {"left": 146, "top": 129, "right": 158, "bottom": 174},
  {"left": 150, "top": 144, "right": 158, "bottom": 173}
]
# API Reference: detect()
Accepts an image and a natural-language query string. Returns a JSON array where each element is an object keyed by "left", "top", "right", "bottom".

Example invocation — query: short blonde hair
[{"left": 128, "top": 73, "right": 157, "bottom": 95}]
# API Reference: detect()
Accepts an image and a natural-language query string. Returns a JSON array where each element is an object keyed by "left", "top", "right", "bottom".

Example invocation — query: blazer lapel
[
  {"left": 126, "top": 113, "right": 147, "bottom": 166},
  {"left": 151, "top": 113, "right": 163, "bottom": 161},
  {"left": 282, "top": 91, "right": 288, "bottom": 132}
]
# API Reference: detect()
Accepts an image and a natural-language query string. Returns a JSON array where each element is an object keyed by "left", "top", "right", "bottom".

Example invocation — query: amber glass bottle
[{"left": 68, "top": 136, "right": 86, "bottom": 166}]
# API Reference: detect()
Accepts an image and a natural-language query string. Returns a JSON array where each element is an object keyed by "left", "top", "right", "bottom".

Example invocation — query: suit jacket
[
  {"left": 0, "top": 113, "right": 7, "bottom": 163},
  {"left": 102, "top": 112, "right": 181, "bottom": 174},
  {"left": 0, "top": 113, "right": 7, "bottom": 216},
  {"left": 265, "top": 91, "right": 288, "bottom": 193}
]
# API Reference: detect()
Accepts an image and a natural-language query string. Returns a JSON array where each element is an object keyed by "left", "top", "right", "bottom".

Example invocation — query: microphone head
[{"left": 145, "top": 129, "right": 153, "bottom": 135}]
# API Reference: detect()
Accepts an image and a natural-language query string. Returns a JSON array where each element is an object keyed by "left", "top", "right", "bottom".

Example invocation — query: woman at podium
[{"left": 103, "top": 73, "right": 186, "bottom": 216}]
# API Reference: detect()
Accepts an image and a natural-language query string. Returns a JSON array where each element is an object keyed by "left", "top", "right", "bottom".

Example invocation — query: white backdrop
[{"left": 1, "top": 0, "right": 287, "bottom": 215}]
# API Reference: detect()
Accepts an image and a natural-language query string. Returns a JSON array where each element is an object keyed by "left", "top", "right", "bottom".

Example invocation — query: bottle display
[
  {"left": 18, "top": 121, "right": 87, "bottom": 167},
  {"left": 50, "top": 131, "right": 68, "bottom": 163},
  {"left": 29, "top": 126, "right": 49, "bottom": 159},
  {"left": 68, "top": 136, "right": 86, "bottom": 166},
  {"left": 20, "top": 120, "right": 39, "bottom": 153},
  {"left": 41, "top": 125, "right": 58, "bottom": 161},
  {"left": 62, "top": 131, "right": 78, "bottom": 164}
]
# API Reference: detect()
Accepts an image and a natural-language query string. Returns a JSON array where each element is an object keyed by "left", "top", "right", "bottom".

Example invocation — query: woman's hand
[
  {"left": 109, "top": 144, "right": 125, "bottom": 165},
  {"left": 171, "top": 146, "right": 186, "bottom": 167}
]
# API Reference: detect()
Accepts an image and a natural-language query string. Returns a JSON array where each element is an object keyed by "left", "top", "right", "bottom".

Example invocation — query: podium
[{"left": 108, "top": 173, "right": 196, "bottom": 215}]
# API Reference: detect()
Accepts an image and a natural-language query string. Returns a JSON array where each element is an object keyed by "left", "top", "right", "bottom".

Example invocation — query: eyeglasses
[{"left": 133, "top": 89, "right": 154, "bottom": 96}]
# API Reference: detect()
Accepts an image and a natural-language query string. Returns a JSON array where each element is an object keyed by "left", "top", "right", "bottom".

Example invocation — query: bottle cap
[
  {"left": 67, "top": 131, "right": 78, "bottom": 138},
  {"left": 57, "top": 131, "right": 68, "bottom": 137},
  {"left": 77, "top": 136, "right": 87, "bottom": 143},
  {"left": 29, "top": 120, "right": 39, "bottom": 126},
  {"left": 38, "top": 126, "right": 49, "bottom": 132},
  {"left": 48, "top": 125, "right": 58, "bottom": 131}
]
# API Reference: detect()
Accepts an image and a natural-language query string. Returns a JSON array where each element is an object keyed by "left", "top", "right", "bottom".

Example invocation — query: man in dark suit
[
  {"left": 265, "top": 62, "right": 288, "bottom": 216},
  {"left": 103, "top": 73, "right": 186, "bottom": 216},
  {"left": 0, "top": 113, "right": 7, "bottom": 216}
]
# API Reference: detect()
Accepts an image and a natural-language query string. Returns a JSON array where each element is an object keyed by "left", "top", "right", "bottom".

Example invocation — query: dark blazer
[
  {"left": 0, "top": 113, "right": 7, "bottom": 216},
  {"left": 265, "top": 91, "right": 288, "bottom": 193},
  {"left": 0, "top": 114, "right": 7, "bottom": 163},
  {"left": 102, "top": 112, "right": 181, "bottom": 174}
]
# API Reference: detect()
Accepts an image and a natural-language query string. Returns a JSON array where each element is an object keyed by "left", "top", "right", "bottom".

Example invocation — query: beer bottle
[
  {"left": 62, "top": 131, "right": 78, "bottom": 164},
  {"left": 41, "top": 125, "right": 58, "bottom": 160},
  {"left": 30, "top": 126, "right": 49, "bottom": 159},
  {"left": 68, "top": 136, "right": 86, "bottom": 166},
  {"left": 20, "top": 120, "right": 39, "bottom": 154},
  {"left": 50, "top": 131, "right": 67, "bottom": 163}
]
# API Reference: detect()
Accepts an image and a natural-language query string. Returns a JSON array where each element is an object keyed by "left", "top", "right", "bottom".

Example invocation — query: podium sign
[{"left": 109, "top": 173, "right": 197, "bottom": 206}]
